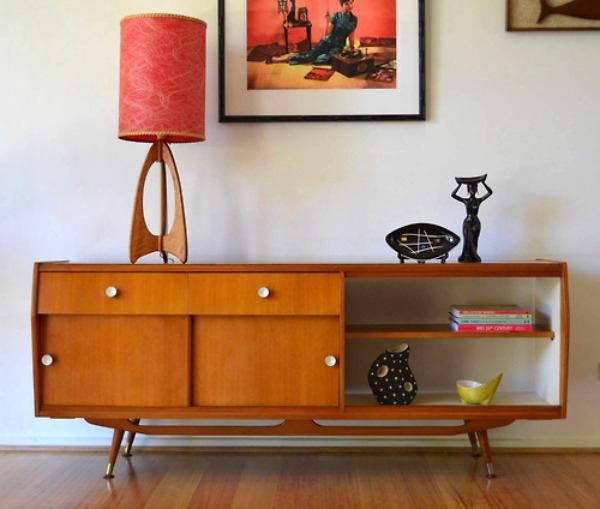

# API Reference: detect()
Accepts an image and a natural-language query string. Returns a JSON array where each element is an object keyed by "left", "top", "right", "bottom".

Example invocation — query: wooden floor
[{"left": 1, "top": 449, "right": 599, "bottom": 509}]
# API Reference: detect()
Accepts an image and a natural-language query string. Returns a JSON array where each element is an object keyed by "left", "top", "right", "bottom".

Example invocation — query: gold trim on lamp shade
[
  {"left": 120, "top": 13, "right": 207, "bottom": 26},
  {"left": 118, "top": 131, "right": 206, "bottom": 143}
]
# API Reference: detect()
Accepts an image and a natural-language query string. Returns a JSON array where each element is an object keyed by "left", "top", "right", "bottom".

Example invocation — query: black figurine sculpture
[{"left": 451, "top": 174, "right": 493, "bottom": 263}]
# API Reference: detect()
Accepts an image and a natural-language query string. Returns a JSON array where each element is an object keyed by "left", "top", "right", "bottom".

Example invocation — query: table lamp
[{"left": 119, "top": 13, "right": 206, "bottom": 263}]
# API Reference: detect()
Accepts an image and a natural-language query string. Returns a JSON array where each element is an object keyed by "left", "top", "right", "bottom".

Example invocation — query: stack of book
[{"left": 449, "top": 304, "right": 533, "bottom": 332}]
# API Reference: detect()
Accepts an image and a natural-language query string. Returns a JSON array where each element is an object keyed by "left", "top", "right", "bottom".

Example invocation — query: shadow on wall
[{"left": 566, "top": 265, "right": 600, "bottom": 387}]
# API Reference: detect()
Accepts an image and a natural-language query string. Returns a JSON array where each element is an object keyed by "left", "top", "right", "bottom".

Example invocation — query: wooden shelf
[
  {"left": 345, "top": 323, "right": 555, "bottom": 339},
  {"left": 345, "top": 392, "right": 552, "bottom": 407},
  {"left": 342, "top": 393, "right": 563, "bottom": 420}
]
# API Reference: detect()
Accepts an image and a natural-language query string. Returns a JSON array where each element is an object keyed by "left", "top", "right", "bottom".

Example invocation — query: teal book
[{"left": 449, "top": 313, "right": 532, "bottom": 325}]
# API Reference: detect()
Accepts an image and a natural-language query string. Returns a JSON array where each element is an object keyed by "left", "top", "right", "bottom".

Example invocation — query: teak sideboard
[{"left": 31, "top": 261, "right": 569, "bottom": 478}]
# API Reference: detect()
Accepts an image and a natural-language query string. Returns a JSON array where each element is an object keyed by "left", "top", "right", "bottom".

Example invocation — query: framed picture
[
  {"left": 219, "top": 0, "right": 425, "bottom": 122},
  {"left": 507, "top": 0, "right": 600, "bottom": 31}
]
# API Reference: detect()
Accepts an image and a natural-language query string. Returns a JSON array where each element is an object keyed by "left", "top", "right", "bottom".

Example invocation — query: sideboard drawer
[
  {"left": 189, "top": 273, "right": 342, "bottom": 315},
  {"left": 37, "top": 273, "right": 187, "bottom": 315}
]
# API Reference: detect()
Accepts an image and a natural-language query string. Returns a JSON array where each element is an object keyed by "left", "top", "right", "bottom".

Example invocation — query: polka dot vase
[{"left": 368, "top": 344, "right": 418, "bottom": 405}]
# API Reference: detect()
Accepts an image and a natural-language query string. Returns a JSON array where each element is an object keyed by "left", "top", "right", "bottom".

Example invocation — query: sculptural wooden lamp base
[
  {"left": 119, "top": 13, "right": 206, "bottom": 264},
  {"left": 130, "top": 139, "right": 187, "bottom": 263}
]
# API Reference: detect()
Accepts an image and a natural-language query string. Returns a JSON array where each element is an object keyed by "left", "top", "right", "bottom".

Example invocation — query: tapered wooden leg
[
  {"left": 476, "top": 429, "right": 496, "bottom": 478},
  {"left": 104, "top": 428, "right": 125, "bottom": 479},
  {"left": 123, "top": 419, "right": 140, "bottom": 457},
  {"left": 467, "top": 432, "right": 480, "bottom": 457},
  {"left": 122, "top": 432, "right": 135, "bottom": 457}
]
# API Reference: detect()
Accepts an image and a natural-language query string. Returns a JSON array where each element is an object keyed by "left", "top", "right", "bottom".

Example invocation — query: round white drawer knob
[
  {"left": 257, "top": 287, "right": 270, "bottom": 299},
  {"left": 324, "top": 355, "right": 337, "bottom": 367},
  {"left": 105, "top": 286, "right": 118, "bottom": 298},
  {"left": 41, "top": 354, "right": 54, "bottom": 366}
]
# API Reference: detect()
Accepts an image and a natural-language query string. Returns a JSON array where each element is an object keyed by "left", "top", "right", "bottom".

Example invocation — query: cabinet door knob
[
  {"left": 257, "top": 287, "right": 270, "bottom": 299},
  {"left": 324, "top": 355, "right": 337, "bottom": 367},
  {"left": 41, "top": 354, "right": 54, "bottom": 366},
  {"left": 105, "top": 286, "right": 118, "bottom": 298}
]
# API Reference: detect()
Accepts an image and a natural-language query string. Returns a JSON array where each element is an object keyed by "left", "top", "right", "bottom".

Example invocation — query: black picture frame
[{"left": 218, "top": 0, "right": 426, "bottom": 122}]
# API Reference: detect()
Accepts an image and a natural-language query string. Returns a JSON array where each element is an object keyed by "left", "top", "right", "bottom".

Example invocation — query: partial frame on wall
[
  {"left": 507, "top": 0, "right": 600, "bottom": 31},
  {"left": 219, "top": 0, "right": 425, "bottom": 122}
]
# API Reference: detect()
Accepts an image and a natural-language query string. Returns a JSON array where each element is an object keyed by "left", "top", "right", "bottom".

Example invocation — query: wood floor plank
[
  {"left": 229, "top": 455, "right": 282, "bottom": 509},
  {"left": 187, "top": 456, "right": 245, "bottom": 509},
  {"left": 472, "top": 453, "right": 600, "bottom": 509},
  {"left": 272, "top": 453, "right": 358, "bottom": 509},
  {"left": 353, "top": 454, "right": 448, "bottom": 509},
  {"left": 0, "top": 450, "right": 598, "bottom": 509},
  {"left": 425, "top": 454, "right": 495, "bottom": 508},
  {"left": 566, "top": 452, "right": 600, "bottom": 507},
  {"left": 316, "top": 454, "right": 363, "bottom": 509},
  {"left": 141, "top": 459, "right": 208, "bottom": 509}
]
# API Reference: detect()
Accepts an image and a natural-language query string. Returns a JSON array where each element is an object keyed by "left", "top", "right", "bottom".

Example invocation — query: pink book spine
[{"left": 451, "top": 323, "right": 534, "bottom": 332}]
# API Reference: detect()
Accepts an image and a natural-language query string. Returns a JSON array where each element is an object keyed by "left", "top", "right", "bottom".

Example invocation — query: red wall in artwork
[{"left": 246, "top": 0, "right": 396, "bottom": 48}]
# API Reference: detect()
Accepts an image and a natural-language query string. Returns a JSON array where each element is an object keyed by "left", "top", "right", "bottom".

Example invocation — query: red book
[{"left": 449, "top": 321, "right": 534, "bottom": 332}]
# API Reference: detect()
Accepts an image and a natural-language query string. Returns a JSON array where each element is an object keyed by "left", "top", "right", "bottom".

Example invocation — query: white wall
[{"left": 1, "top": 0, "right": 599, "bottom": 448}]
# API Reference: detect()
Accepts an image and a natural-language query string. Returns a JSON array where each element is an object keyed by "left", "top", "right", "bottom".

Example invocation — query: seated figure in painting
[{"left": 268, "top": 0, "right": 358, "bottom": 65}]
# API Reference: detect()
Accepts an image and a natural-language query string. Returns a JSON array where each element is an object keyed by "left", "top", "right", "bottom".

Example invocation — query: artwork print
[
  {"left": 246, "top": 0, "right": 397, "bottom": 90},
  {"left": 507, "top": 0, "right": 600, "bottom": 31},
  {"left": 219, "top": 0, "right": 425, "bottom": 121}
]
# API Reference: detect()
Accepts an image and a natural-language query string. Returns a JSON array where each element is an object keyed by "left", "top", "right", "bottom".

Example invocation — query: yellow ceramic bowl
[{"left": 456, "top": 373, "right": 503, "bottom": 405}]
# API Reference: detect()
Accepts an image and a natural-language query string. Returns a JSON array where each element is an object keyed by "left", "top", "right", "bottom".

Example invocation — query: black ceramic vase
[{"left": 368, "top": 344, "right": 418, "bottom": 405}]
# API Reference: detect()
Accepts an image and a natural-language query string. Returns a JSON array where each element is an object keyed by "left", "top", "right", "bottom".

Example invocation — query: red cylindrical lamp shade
[{"left": 119, "top": 14, "right": 206, "bottom": 143}]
